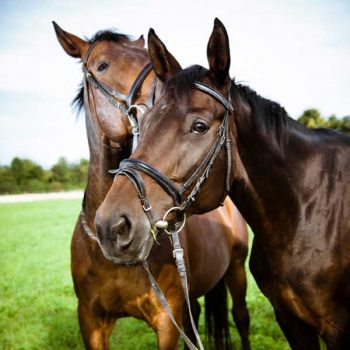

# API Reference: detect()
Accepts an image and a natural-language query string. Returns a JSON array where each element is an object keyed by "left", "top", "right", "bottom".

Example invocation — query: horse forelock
[
  {"left": 88, "top": 29, "right": 131, "bottom": 45},
  {"left": 166, "top": 65, "right": 208, "bottom": 100}
]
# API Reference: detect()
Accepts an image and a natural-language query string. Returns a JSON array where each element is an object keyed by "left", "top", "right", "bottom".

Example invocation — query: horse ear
[
  {"left": 134, "top": 35, "right": 145, "bottom": 48},
  {"left": 207, "top": 18, "right": 231, "bottom": 85},
  {"left": 52, "top": 21, "right": 89, "bottom": 59},
  {"left": 147, "top": 28, "right": 182, "bottom": 81}
]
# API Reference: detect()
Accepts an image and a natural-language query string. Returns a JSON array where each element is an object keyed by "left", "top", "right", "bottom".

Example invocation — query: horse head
[
  {"left": 53, "top": 22, "right": 156, "bottom": 147},
  {"left": 95, "top": 18, "right": 235, "bottom": 264}
]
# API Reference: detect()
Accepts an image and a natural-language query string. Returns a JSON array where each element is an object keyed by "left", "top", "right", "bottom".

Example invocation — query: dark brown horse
[
  {"left": 53, "top": 23, "right": 250, "bottom": 350},
  {"left": 95, "top": 18, "right": 350, "bottom": 349}
]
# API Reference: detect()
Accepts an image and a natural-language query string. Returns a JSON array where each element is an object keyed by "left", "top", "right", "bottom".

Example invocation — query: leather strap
[
  {"left": 143, "top": 261, "right": 201, "bottom": 350},
  {"left": 193, "top": 81, "right": 233, "bottom": 112},
  {"left": 83, "top": 62, "right": 153, "bottom": 116},
  {"left": 170, "top": 231, "right": 204, "bottom": 350},
  {"left": 80, "top": 210, "right": 99, "bottom": 241},
  {"left": 126, "top": 63, "right": 153, "bottom": 106},
  {"left": 111, "top": 159, "right": 182, "bottom": 205}
]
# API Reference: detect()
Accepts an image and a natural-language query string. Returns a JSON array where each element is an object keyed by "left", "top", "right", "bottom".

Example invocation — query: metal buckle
[
  {"left": 173, "top": 248, "right": 184, "bottom": 259},
  {"left": 142, "top": 203, "right": 152, "bottom": 212}
]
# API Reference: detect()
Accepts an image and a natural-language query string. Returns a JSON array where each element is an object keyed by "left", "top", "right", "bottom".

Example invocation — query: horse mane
[
  {"left": 231, "top": 81, "right": 292, "bottom": 146},
  {"left": 72, "top": 83, "right": 84, "bottom": 114},
  {"left": 72, "top": 29, "right": 131, "bottom": 114}
]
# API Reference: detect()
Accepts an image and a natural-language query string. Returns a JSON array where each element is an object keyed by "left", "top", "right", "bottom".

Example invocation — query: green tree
[
  {"left": 340, "top": 116, "right": 350, "bottom": 134},
  {"left": 10, "top": 158, "right": 44, "bottom": 192},
  {"left": 10, "top": 157, "right": 23, "bottom": 185},
  {"left": 0, "top": 157, "right": 89, "bottom": 194},
  {"left": 51, "top": 157, "right": 72, "bottom": 184},
  {"left": 326, "top": 115, "right": 342, "bottom": 130},
  {"left": 298, "top": 109, "right": 326, "bottom": 128},
  {"left": 70, "top": 158, "right": 88, "bottom": 186},
  {"left": 0, "top": 166, "right": 19, "bottom": 194}
]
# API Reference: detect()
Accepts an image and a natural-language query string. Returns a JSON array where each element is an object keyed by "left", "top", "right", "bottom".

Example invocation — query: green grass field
[{"left": 0, "top": 199, "right": 289, "bottom": 349}]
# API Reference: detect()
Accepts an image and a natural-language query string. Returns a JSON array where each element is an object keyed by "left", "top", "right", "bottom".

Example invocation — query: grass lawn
[{"left": 0, "top": 199, "right": 289, "bottom": 349}]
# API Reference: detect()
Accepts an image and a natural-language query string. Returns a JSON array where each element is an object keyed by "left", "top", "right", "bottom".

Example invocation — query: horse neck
[{"left": 229, "top": 88, "right": 304, "bottom": 244}]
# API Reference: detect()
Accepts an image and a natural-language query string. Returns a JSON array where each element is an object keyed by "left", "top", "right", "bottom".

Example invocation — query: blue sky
[{"left": 0, "top": 0, "right": 349, "bottom": 167}]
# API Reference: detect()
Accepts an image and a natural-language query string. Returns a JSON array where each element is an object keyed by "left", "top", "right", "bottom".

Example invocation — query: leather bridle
[
  {"left": 82, "top": 40, "right": 155, "bottom": 149},
  {"left": 110, "top": 81, "right": 234, "bottom": 235}
]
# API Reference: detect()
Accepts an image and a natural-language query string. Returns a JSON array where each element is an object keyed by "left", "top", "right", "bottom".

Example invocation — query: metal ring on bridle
[
  {"left": 162, "top": 206, "right": 187, "bottom": 235},
  {"left": 127, "top": 105, "right": 146, "bottom": 135},
  {"left": 128, "top": 104, "right": 147, "bottom": 115}
]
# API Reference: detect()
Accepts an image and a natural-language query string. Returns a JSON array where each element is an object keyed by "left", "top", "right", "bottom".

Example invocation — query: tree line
[
  {"left": 0, "top": 157, "right": 88, "bottom": 194},
  {"left": 0, "top": 109, "right": 348, "bottom": 195},
  {"left": 297, "top": 108, "right": 350, "bottom": 134}
]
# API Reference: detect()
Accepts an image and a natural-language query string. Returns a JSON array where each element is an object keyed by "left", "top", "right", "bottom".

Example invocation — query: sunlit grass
[{"left": 0, "top": 199, "right": 289, "bottom": 349}]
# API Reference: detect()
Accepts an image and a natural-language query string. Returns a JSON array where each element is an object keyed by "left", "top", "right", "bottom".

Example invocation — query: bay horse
[
  {"left": 95, "top": 18, "right": 350, "bottom": 349},
  {"left": 53, "top": 23, "right": 250, "bottom": 350}
]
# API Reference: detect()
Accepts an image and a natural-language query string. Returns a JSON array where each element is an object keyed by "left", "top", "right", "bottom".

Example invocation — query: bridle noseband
[
  {"left": 82, "top": 41, "right": 156, "bottom": 149},
  {"left": 110, "top": 81, "right": 234, "bottom": 236}
]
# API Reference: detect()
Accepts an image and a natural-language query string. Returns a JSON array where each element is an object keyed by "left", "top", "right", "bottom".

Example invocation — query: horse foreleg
[
  {"left": 153, "top": 300, "right": 185, "bottom": 350},
  {"left": 182, "top": 299, "right": 201, "bottom": 350},
  {"left": 225, "top": 244, "right": 251, "bottom": 350},
  {"left": 77, "top": 301, "right": 116, "bottom": 350},
  {"left": 274, "top": 307, "right": 320, "bottom": 350}
]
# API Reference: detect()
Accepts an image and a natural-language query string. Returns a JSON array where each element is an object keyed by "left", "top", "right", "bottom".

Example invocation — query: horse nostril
[
  {"left": 113, "top": 216, "right": 127, "bottom": 232},
  {"left": 111, "top": 216, "right": 133, "bottom": 248}
]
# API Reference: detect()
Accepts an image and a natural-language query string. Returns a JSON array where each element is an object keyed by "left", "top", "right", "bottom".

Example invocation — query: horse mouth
[{"left": 98, "top": 234, "right": 154, "bottom": 266}]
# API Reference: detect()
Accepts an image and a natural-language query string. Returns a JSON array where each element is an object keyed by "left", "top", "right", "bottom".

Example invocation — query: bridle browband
[
  {"left": 110, "top": 80, "right": 233, "bottom": 232},
  {"left": 82, "top": 40, "right": 155, "bottom": 148}
]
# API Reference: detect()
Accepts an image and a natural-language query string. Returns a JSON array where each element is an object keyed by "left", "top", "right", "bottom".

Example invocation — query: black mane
[
  {"left": 231, "top": 81, "right": 292, "bottom": 146},
  {"left": 72, "top": 83, "right": 84, "bottom": 114},
  {"left": 72, "top": 29, "right": 131, "bottom": 114}
]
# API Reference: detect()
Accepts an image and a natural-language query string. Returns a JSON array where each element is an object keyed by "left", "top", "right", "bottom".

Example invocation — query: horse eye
[
  {"left": 191, "top": 120, "right": 209, "bottom": 134},
  {"left": 97, "top": 62, "right": 109, "bottom": 72}
]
